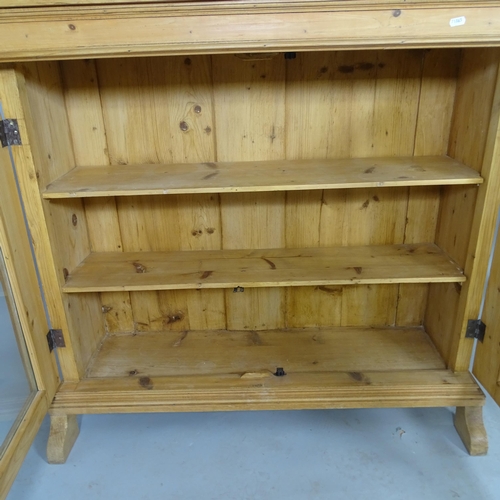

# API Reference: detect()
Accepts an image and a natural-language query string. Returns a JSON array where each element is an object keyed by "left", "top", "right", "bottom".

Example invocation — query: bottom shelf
[{"left": 51, "top": 327, "right": 485, "bottom": 414}]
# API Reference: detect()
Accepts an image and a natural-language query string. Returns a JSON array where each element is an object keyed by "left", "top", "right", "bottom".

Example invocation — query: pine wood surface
[
  {"left": 426, "top": 48, "right": 500, "bottom": 367},
  {"left": 214, "top": 54, "right": 287, "bottom": 331},
  {"left": 0, "top": 392, "right": 48, "bottom": 500},
  {"left": 94, "top": 55, "right": 225, "bottom": 333},
  {"left": 0, "top": 133, "right": 58, "bottom": 397},
  {"left": 446, "top": 49, "right": 500, "bottom": 371},
  {"left": 281, "top": 49, "right": 435, "bottom": 328},
  {"left": 2, "top": 4, "right": 500, "bottom": 62},
  {"left": 454, "top": 406, "right": 488, "bottom": 456},
  {"left": 62, "top": 243, "right": 465, "bottom": 293},
  {"left": 48, "top": 50, "right": 459, "bottom": 331},
  {"left": 60, "top": 59, "right": 135, "bottom": 334},
  {"left": 3, "top": 64, "right": 105, "bottom": 379},
  {"left": 43, "top": 156, "right": 482, "bottom": 199},
  {"left": 2, "top": 1, "right": 500, "bottom": 483},
  {"left": 46, "top": 415, "right": 80, "bottom": 464},
  {"left": 0, "top": 67, "right": 82, "bottom": 380},
  {"left": 86, "top": 326, "right": 445, "bottom": 378},
  {"left": 397, "top": 49, "right": 460, "bottom": 327},
  {"left": 473, "top": 203, "right": 500, "bottom": 406},
  {"left": 0, "top": 0, "right": 492, "bottom": 8},
  {"left": 50, "top": 370, "right": 484, "bottom": 415}
]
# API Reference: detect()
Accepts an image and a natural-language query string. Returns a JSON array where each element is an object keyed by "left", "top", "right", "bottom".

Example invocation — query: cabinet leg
[
  {"left": 454, "top": 406, "right": 488, "bottom": 456},
  {"left": 46, "top": 414, "right": 80, "bottom": 464}
]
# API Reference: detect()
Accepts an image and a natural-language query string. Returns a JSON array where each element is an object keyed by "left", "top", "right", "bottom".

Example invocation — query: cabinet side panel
[
  {"left": 23, "top": 63, "right": 105, "bottom": 373},
  {"left": 96, "top": 56, "right": 225, "bottom": 332},
  {"left": 427, "top": 48, "right": 500, "bottom": 366},
  {"left": 285, "top": 50, "right": 424, "bottom": 327},
  {"left": 213, "top": 55, "right": 286, "bottom": 330},
  {"left": 2, "top": 64, "right": 104, "bottom": 379},
  {"left": 397, "top": 49, "right": 460, "bottom": 326},
  {"left": 60, "top": 59, "right": 134, "bottom": 334}
]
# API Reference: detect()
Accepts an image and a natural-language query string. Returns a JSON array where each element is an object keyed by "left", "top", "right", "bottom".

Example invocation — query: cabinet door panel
[
  {"left": 472, "top": 208, "right": 500, "bottom": 406},
  {"left": 0, "top": 118, "right": 59, "bottom": 498}
]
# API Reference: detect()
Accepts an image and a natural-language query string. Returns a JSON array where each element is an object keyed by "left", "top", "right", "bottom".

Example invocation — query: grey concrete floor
[{"left": 7, "top": 394, "right": 500, "bottom": 500}]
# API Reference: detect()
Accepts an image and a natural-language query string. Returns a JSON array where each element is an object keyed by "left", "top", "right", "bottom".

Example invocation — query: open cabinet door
[
  {"left": 0, "top": 119, "right": 59, "bottom": 498},
  {"left": 473, "top": 209, "right": 500, "bottom": 406}
]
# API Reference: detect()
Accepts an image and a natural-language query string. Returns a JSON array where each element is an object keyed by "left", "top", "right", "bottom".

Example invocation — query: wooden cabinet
[{"left": 3, "top": 0, "right": 500, "bottom": 495}]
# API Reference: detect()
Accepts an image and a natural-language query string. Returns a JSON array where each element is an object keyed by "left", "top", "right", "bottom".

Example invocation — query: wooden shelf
[
  {"left": 87, "top": 327, "right": 446, "bottom": 378},
  {"left": 62, "top": 243, "right": 465, "bottom": 293},
  {"left": 50, "top": 327, "right": 484, "bottom": 414},
  {"left": 43, "top": 156, "right": 482, "bottom": 199}
]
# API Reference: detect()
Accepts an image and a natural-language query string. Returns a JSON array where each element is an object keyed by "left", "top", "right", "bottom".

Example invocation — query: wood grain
[
  {"left": 2, "top": 5, "right": 500, "bottom": 62},
  {"left": 87, "top": 326, "right": 445, "bottom": 378},
  {"left": 46, "top": 414, "right": 79, "bottom": 464},
  {"left": 454, "top": 406, "right": 488, "bottom": 456},
  {"left": 0, "top": 0, "right": 489, "bottom": 9},
  {"left": 472, "top": 202, "right": 500, "bottom": 406},
  {"left": 396, "top": 49, "right": 460, "bottom": 326},
  {"left": 426, "top": 48, "right": 500, "bottom": 366},
  {"left": 284, "top": 50, "right": 427, "bottom": 328},
  {"left": 96, "top": 56, "right": 225, "bottom": 333},
  {"left": 19, "top": 62, "right": 105, "bottom": 378},
  {"left": 43, "top": 156, "right": 482, "bottom": 198},
  {"left": 433, "top": 49, "right": 500, "bottom": 370},
  {"left": 0, "top": 126, "right": 58, "bottom": 396},
  {"left": 214, "top": 54, "right": 286, "bottom": 331},
  {"left": 60, "top": 58, "right": 134, "bottom": 334},
  {"left": 0, "top": 66, "right": 91, "bottom": 379},
  {"left": 0, "top": 393, "right": 48, "bottom": 500},
  {"left": 62, "top": 243, "right": 465, "bottom": 293},
  {"left": 50, "top": 370, "right": 484, "bottom": 415}
]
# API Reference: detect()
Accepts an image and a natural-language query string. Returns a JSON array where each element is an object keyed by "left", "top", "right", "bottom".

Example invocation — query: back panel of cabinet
[
  {"left": 16, "top": 47, "right": 500, "bottom": 378},
  {"left": 64, "top": 50, "right": 454, "bottom": 332}
]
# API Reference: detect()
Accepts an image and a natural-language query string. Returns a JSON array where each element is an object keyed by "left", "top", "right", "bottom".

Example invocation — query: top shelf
[{"left": 43, "top": 156, "right": 482, "bottom": 199}]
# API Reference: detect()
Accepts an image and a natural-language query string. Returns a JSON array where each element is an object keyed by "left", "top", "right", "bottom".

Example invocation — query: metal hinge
[
  {"left": 465, "top": 319, "right": 486, "bottom": 342},
  {"left": 0, "top": 119, "right": 21, "bottom": 148},
  {"left": 46, "top": 329, "right": 65, "bottom": 352}
]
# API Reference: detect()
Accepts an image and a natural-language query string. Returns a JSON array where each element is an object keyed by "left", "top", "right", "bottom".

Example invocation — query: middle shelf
[
  {"left": 43, "top": 155, "right": 482, "bottom": 199},
  {"left": 62, "top": 243, "right": 465, "bottom": 293}
]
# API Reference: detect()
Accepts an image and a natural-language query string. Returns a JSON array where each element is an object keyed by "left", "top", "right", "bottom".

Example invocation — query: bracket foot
[
  {"left": 454, "top": 406, "right": 488, "bottom": 456},
  {"left": 47, "top": 414, "right": 79, "bottom": 464}
]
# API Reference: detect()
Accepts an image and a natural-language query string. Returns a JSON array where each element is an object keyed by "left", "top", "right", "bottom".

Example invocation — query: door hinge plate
[
  {"left": 0, "top": 119, "right": 21, "bottom": 148},
  {"left": 465, "top": 319, "right": 486, "bottom": 342},
  {"left": 47, "top": 329, "right": 65, "bottom": 352}
]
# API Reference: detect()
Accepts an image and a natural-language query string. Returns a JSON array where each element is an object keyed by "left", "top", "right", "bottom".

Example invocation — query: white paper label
[{"left": 450, "top": 16, "right": 466, "bottom": 27}]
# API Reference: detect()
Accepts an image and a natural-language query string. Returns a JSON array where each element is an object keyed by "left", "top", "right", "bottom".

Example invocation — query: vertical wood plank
[
  {"left": 338, "top": 187, "right": 409, "bottom": 326},
  {"left": 426, "top": 48, "right": 500, "bottom": 366},
  {"left": 339, "top": 50, "right": 422, "bottom": 325},
  {"left": 284, "top": 50, "right": 423, "bottom": 327},
  {"left": 398, "top": 49, "right": 460, "bottom": 326},
  {"left": 414, "top": 49, "right": 460, "bottom": 156},
  {"left": 60, "top": 59, "right": 134, "bottom": 333},
  {"left": 213, "top": 54, "right": 286, "bottom": 330},
  {"left": 285, "top": 190, "right": 342, "bottom": 328},
  {"left": 97, "top": 57, "right": 167, "bottom": 332},
  {"left": 97, "top": 55, "right": 224, "bottom": 332},
  {"left": 397, "top": 186, "right": 441, "bottom": 325},
  {"left": 284, "top": 52, "right": 342, "bottom": 327}
]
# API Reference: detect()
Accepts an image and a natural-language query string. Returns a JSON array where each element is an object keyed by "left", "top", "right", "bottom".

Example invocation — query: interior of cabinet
[{"left": 15, "top": 47, "right": 500, "bottom": 404}]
